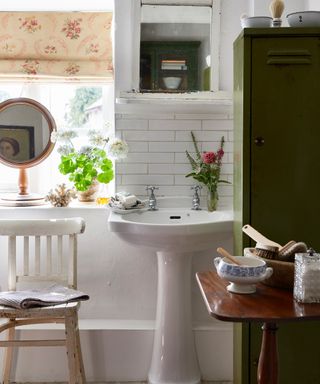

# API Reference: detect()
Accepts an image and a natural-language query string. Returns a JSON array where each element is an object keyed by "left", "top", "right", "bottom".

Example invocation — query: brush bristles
[
  {"left": 255, "top": 243, "right": 279, "bottom": 260},
  {"left": 269, "top": 0, "right": 285, "bottom": 19},
  {"left": 255, "top": 248, "right": 278, "bottom": 259}
]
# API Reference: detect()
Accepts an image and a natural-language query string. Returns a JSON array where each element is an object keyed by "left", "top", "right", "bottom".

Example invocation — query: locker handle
[
  {"left": 267, "top": 58, "right": 312, "bottom": 65},
  {"left": 267, "top": 49, "right": 312, "bottom": 65},
  {"left": 254, "top": 137, "right": 265, "bottom": 146}
]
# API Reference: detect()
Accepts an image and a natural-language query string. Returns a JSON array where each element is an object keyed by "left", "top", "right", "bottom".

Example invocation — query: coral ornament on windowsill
[{"left": 45, "top": 183, "right": 77, "bottom": 207}]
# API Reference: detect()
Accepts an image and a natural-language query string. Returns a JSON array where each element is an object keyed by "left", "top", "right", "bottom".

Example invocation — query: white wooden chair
[{"left": 0, "top": 217, "right": 87, "bottom": 384}]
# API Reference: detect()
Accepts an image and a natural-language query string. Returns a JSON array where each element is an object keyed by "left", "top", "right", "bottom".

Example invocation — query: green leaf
[
  {"left": 185, "top": 150, "right": 198, "bottom": 171},
  {"left": 97, "top": 169, "right": 114, "bottom": 184},
  {"left": 191, "top": 131, "right": 201, "bottom": 161}
]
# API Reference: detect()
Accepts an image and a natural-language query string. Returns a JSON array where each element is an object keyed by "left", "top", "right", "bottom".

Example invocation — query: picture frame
[{"left": 0, "top": 125, "right": 35, "bottom": 162}]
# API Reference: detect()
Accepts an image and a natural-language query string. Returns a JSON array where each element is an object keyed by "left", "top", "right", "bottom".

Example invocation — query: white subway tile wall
[{"left": 115, "top": 112, "right": 233, "bottom": 208}]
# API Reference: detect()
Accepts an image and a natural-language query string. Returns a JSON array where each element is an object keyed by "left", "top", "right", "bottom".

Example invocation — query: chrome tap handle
[
  {"left": 146, "top": 186, "right": 159, "bottom": 211},
  {"left": 191, "top": 185, "right": 202, "bottom": 193},
  {"left": 146, "top": 186, "right": 159, "bottom": 193},
  {"left": 191, "top": 185, "right": 202, "bottom": 210}
]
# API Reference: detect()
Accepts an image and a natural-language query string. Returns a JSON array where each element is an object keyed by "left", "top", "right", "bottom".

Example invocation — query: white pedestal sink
[{"left": 108, "top": 198, "right": 233, "bottom": 384}]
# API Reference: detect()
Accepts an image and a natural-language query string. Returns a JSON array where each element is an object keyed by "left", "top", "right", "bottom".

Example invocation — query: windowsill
[
  {"left": 0, "top": 201, "right": 108, "bottom": 209},
  {"left": 117, "top": 90, "right": 232, "bottom": 105},
  {"left": 116, "top": 90, "right": 233, "bottom": 115}
]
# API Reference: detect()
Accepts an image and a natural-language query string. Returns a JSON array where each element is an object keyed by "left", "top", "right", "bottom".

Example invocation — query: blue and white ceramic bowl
[{"left": 214, "top": 256, "right": 273, "bottom": 294}]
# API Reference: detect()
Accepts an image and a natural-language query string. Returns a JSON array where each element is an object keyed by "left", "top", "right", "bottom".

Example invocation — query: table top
[{"left": 196, "top": 271, "right": 320, "bottom": 323}]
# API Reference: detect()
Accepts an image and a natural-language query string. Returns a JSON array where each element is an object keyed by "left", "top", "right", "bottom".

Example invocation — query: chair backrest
[{"left": 0, "top": 217, "right": 85, "bottom": 291}]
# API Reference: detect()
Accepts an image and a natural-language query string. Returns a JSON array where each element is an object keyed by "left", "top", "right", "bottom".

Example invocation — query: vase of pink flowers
[
  {"left": 206, "top": 185, "right": 219, "bottom": 212},
  {"left": 185, "top": 132, "right": 229, "bottom": 211}
]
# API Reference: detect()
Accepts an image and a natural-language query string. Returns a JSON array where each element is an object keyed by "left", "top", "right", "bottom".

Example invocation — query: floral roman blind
[{"left": 0, "top": 12, "right": 113, "bottom": 82}]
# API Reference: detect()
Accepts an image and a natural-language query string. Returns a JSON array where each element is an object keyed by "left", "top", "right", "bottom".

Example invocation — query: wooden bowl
[{"left": 244, "top": 248, "right": 294, "bottom": 290}]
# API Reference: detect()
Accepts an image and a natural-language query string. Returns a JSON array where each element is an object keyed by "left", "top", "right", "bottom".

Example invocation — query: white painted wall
[
  {"left": 0, "top": 0, "right": 314, "bottom": 382},
  {"left": 307, "top": 0, "right": 320, "bottom": 10}
]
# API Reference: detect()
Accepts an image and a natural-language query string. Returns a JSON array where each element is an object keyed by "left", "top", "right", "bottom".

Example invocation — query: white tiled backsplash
[{"left": 115, "top": 111, "right": 233, "bottom": 208}]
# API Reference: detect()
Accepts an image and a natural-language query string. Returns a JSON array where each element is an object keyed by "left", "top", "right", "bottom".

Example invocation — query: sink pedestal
[
  {"left": 148, "top": 251, "right": 200, "bottom": 384},
  {"left": 108, "top": 204, "right": 233, "bottom": 384}
]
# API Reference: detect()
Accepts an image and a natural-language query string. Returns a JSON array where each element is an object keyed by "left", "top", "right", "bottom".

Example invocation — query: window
[
  {"left": 0, "top": 1, "right": 114, "bottom": 196},
  {"left": 0, "top": 82, "right": 114, "bottom": 195}
]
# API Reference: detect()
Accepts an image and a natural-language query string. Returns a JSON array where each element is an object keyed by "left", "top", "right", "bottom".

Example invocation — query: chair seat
[{"left": 0, "top": 301, "right": 80, "bottom": 318}]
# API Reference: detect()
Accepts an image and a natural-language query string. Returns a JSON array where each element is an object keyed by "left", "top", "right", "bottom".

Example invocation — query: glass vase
[
  {"left": 77, "top": 179, "right": 99, "bottom": 202},
  {"left": 207, "top": 187, "right": 218, "bottom": 212}
]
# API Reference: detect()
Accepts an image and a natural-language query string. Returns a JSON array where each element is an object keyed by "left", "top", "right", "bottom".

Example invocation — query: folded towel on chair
[{"left": 0, "top": 285, "right": 89, "bottom": 309}]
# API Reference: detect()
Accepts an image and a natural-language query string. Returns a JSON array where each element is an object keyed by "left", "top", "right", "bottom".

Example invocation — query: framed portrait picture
[{"left": 0, "top": 125, "right": 35, "bottom": 162}]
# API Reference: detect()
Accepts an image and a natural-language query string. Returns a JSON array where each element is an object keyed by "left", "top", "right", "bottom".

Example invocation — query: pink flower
[
  {"left": 217, "top": 148, "right": 224, "bottom": 159},
  {"left": 202, "top": 152, "right": 216, "bottom": 164}
]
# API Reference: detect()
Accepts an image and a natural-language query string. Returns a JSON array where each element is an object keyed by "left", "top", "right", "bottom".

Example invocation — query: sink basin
[
  {"left": 109, "top": 208, "right": 232, "bottom": 251},
  {"left": 108, "top": 198, "right": 233, "bottom": 384}
]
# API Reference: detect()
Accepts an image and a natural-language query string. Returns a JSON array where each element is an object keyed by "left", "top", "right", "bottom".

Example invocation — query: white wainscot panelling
[
  {"left": 0, "top": 207, "right": 233, "bottom": 382},
  {"left": 123, "top": 130, "right": 175, "bottom": 141},
  {"left": 125, "top": 141, "right": 149, "bottom": 152},
  {"left": 202, "top": 141, "right": 233, "bottom": 153},
  {"left": 117, "top": 163, "right": 148, "bottom": 174},
  {"left": 125, "top": 152, "right": 175, "bottom": 163},
  {"left": 202, "top": 119, "right": 233, "bottom": 131},
  {"left": 116, "top": 106, "right": 234, "bottom": 207},
  {"left": 176, "top": 130, "right": 230, "bottom": 142},
  {"left": 149, "top": 119, "right": 202, "bottom": 131},
  {"left": 175, "top": 175, "right": 195, "bottom": 185},
  {"left": 149, "top": 141, "right": 195, "bottom": 152},
  {"left": 116, "top": 119, "right": 148, "bottom": 130},
  {"left": 149, "top": 163, "right": 190, "bottom": 174},
  {"left": 122, "top": 174, "right": 174, "bottom": 185}
]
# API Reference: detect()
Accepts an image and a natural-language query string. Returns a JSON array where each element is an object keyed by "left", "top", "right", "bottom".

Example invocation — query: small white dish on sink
[{"left": 214, "top": 255, "right": 273, "bottom": 294}]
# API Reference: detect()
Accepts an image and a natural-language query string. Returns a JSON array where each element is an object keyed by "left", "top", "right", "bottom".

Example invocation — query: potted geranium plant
[
  {"left": 51, "top": 129, "right": 128, "bottom": 202},
  {"left": 185, "top": 131, "right": 229, "bottom": 211}
]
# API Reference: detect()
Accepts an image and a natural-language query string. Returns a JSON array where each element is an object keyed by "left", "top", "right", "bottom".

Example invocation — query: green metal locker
[{"left": 234, "top": 28, "right": 320, "bottom": 384}]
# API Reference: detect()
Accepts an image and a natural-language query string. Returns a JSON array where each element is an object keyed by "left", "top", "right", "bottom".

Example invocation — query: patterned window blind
[{"left": 0, "top": 12, "right": 113, "bottom": 82}]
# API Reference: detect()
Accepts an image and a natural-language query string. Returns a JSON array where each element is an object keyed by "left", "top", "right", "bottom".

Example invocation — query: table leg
[{"left": 257, "top": 322, "right": 279, "bottom": 384}]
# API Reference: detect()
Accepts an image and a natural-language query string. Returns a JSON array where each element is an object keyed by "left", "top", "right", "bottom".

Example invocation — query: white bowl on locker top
[
  {"left": 287, "top": 11, "right": 320, "bottom": 27},
  {"left": 241, "top": 16, "right": 272, "bottom": 28}
]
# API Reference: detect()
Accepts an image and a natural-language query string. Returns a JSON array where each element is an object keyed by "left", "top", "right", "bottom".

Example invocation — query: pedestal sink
[{"left": 108, "top": 198, "right": 233, "bottom": 384}]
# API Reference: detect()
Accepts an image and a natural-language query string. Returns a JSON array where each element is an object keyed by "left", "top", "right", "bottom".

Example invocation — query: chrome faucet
[
  {"left": 191, "top": 185, "right": 202, "bottom": 210},
  {"left": 146, "top": 186, "right": 159, "bottom": 211}
]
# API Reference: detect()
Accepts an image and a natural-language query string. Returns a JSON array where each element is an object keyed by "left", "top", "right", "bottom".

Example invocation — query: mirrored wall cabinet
[
  {"left": 140, "top": 41, "right": 200, "bottom": 92},
  {"left": 132, "top": 0, "right": 220, "bottom": 94}
]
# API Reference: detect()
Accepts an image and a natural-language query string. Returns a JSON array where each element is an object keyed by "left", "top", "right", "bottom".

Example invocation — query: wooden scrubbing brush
[
  {"left": 242, "top": 224, "right": 281, "bottom": 247},
  {"left": 278, "top": 241, "right": 308, "bottom": 261},
  {"left": 269, "top": 0, "right": 285, "bottom": 27},
  {"left": 242, "top": 224, "right": 280, "bottom": 259}
]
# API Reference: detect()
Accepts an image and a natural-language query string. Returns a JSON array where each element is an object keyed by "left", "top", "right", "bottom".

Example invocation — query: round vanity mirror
[{"left": 0, "top": 98, "right": 56, "bottom": 206}]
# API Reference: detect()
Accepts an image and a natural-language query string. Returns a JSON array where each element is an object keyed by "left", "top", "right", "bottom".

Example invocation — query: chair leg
[
  {"left": 3, "top": 320, "right": 16, "bottom": 384},
  {"left": 65, "top": 313, "right": 78, "bottom": 384},
  {"left": 74, "top": 314, "right": 86, "bottom": 384}
]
